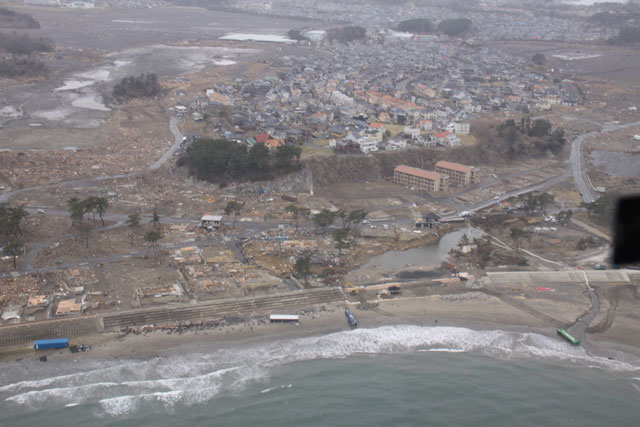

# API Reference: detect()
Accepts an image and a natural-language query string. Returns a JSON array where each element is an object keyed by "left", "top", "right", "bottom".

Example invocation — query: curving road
[
  {"left": 151, "top": 116, "right": 183, "bottom": 170},
  {"left": 570, "top": 130, "right": 599, "bottom": 204}
]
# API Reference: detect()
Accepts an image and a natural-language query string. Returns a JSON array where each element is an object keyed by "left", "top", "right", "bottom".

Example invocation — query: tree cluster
[
  {"left": 581, "top": 193, "right": 618, "bottom": 224},
  {"left": 285, "top": 205, "right": 311, "bottom": 231},
  {"left": 294, "top": 253, "right": 312, "bottom": 286},
  {"left": 182, "top": 139, "right": 302, "bottom": 185},
  {"left": 397, "top": 18, "right": 432, "bottom": 33},
  {"left": 0, "top": 32, "right": 54, "bottom": 55},
  {"left": 287, "top": 29, "right": 309, "bottom": 42},
  {"left": 437, "top": 18, "right": 472, "bottom": 36},
  {"left": 127, "top": 209, "right": 162, "bottom": 249},
  {"left": 0, "top": 203, "right": 28, "bottom": 269},
  {"left": 520, "top": 192, "right": 555, "bottom": 215},
  {"left": 67, "top": 196, "right": 109, "bottom": 228},
  {"left": 0, "top": 8, "right": 40, "bottom": 29},
  {"left": 589, "top": 11, "right": 635, "bottom": 26},
  {"left": 476, "top": 118, "right": 566, "bottom": 159},
  {"left": 112, "top": 73, "right": 162, "bottom": 100},
  {"left": 0, "top": 56, "right": 48, "bottom": 78},
  {"left": 531, "top": 53, "right": 546, "bottom": 66},
  {"left": 0, "top": 203, "right": 28, "bottom": 243},
  {"left": 67, "top": 196, "right": 109, "bottom": 248},
  {"left": 327, "top": 26, "right": 366, "bottom": 43},
  {"left": 312, "top": 208, "right": 367, "bottom": 235},
  {"left": 224, "top": 200, "right": 244, "bottom": 229},
  {"left": 609, "top": 26, "right": 640, "bottom": 45}
]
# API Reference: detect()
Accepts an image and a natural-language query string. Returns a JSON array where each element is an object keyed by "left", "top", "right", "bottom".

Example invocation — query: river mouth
[{"left": 358, "top": 227, "right": 483, "bottom": 271}]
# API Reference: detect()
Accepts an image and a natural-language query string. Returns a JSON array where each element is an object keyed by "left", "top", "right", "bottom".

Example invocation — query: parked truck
[{"left": 34, "top": 338, "right": 69, "bottom": 351}]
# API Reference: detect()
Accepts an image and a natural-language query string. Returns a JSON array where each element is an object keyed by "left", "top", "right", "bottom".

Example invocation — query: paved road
[
  {"left": 570, "top": 131, "right": 599, "bottom": 204},
  {"left": 151, "top": 116, "right": 183, "bottom": 170},
  {"left": 467, "top": 172, "right": 571, "bottom": 214}
]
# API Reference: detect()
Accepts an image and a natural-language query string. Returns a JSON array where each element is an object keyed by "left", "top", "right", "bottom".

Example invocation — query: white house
[
  {"left": 304, "top": 30, "right": 327, "bottom": 41},
  {"left": 418, "top": 120, "right": 433, "bottom": 131},
  {"left": 453, "top": 122, "right": 470, "bottom": 134},
  {"left": 357, "top": 138, "right": 379, "bottom": 154},
  {"left": 436, "top": 131, "right": 461, "bottom": 147},
  {"left": 403, "top": 126, "right": 421, "bottom": 139},
  {"left": 386, "top": 139, "right": 407, "bottom": 151},
  {"left": 331, "top": 90, "right": 355, "bottom": 107},
  {"left": 420, "top": 134, "right": 436, "bottom": 147}
]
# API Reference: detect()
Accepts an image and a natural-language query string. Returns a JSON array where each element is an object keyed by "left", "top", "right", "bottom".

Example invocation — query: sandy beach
[{"left": 30, "top": 294, "right": 640, "bottom": 365}]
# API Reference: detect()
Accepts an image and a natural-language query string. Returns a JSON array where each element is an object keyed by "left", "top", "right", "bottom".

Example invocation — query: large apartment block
[
  {"left": 435, "top": 161, "right": 478, "bottom": 186},
  {"left": 394, "top": 165, "right": 448, "bottom": 193}
]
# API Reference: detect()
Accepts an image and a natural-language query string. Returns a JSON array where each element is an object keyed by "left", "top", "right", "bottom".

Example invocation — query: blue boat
[{"left": 345, "top": 309, "right": 358, "bottom": 328}]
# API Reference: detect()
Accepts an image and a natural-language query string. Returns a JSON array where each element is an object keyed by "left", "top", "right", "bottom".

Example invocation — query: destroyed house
[{"left": 200, "top": 215, "right": 223, "bottom": 231}]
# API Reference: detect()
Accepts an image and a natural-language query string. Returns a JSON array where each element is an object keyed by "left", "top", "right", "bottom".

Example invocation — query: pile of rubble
[{"left": 119, "top": 319, "right": 227, "bottom": 336}]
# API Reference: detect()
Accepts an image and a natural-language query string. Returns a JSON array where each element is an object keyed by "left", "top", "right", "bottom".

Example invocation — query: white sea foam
[
  {"left": 3, "top": 326, "right": 639, "bottom": 417},
  {"left": 421, "top": 348, "right": 466, "bottom": 353},
  {"left": 260, "top": 384, "right": 292, "bottom": 394}
]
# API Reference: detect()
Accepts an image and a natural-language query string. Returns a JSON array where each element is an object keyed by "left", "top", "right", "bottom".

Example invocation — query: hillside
[
  {"left": 0, "top": 8, "right": 40, "bottom": 29},
  {"left": 306, "top": 146, "right": 496, "bottom": 189}
]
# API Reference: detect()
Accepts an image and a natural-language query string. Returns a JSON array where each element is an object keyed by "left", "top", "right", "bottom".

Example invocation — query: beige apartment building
[
  {"left": 394, "top": 165, "right": 448, "bottom": 193},
  {"left": 435, "top": 161, "right": 478, "bottom": 186}
]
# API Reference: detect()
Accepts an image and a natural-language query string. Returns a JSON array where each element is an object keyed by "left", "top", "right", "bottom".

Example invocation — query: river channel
[{"left": 362, "top": 227, "right": 483, "bottom": 270}]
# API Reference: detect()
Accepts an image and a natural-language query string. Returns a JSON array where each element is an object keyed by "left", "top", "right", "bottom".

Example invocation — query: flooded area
[
  {"left": 1, "top": 45, "right": 259, "bottom": 147},
  {"left": 361, "top": 228, "right": 483, "bottom": 270},
  {"left": 0, "top": 5, "right": 307, "bottom": 150},
  {"left": 590, "top": 150, "right": 640, "bottom": 177}
]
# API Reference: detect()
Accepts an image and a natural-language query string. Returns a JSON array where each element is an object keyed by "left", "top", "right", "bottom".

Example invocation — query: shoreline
[{"left": 24, "top": 296, "right": 640, "bottom": 368}]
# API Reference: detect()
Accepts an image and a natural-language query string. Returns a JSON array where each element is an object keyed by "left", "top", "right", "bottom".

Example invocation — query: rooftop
[
  {"left": 435, "top": 160, "right": 473, "bottom": 174},
  {"left": 394, "top": 165, "right": 441, "bottom": 181}
]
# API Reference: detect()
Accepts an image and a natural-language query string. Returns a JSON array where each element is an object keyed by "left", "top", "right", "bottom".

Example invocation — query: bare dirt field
[{"left": 491, "top": 40, "right": 640, "bottom": 86}]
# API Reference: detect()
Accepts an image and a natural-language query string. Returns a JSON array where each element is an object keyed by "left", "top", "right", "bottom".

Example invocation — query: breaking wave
[{"left": 2, "top": 326, "right": 638, "bottom": 417}]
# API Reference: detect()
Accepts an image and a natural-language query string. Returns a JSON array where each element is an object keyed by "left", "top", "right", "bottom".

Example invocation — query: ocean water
[{"left": 1, "top": 326, "right": 639, "bottom": 426}]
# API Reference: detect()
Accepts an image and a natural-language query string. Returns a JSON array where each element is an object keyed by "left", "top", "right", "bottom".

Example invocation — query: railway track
[
  {"left": 0, "top": 288, "right": 345, "bottom": 350},
  {"left": 103, "top": 287, "right": 344, "bottom": 330}
]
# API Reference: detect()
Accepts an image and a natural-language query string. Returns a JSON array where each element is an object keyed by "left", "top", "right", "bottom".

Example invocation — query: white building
[
  {"left": 304, "top": 30, "right": 327, "bottom": 41},
  {"left": 403, "top": 126, "right": 421, "bottom": 139},
  {"left": 453, "top": 122, "right": 470, "bottom": 134},
  {"left": 386, "top": 139, "right": 407, "bottom": 151},
  {"left": 331, "top": 90, "right": 355, "bottom": 107},
  {"left": 418, "top": 120, "right": 433, "bottom": 131},
  {"left": 70, "top": 1, "right": 95, "bottom": 8},
  {"left": 357, "top": 138, "right": 379, "bottom": 154}
]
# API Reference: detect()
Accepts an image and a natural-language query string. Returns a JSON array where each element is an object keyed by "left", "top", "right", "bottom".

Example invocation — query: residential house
[
  {"left": 452, "top": 122, "right": 470, "bottom": 134},
  {"left": 419, "top": 134, "right": 436, "bottom": 147},
  {"left": 403, "top": 126, "right": 421, "bottom": 139},
  {"left": 265, "top": 139, "right": 285, "bottom": 151},
  {"left": 358, "top": 138, "right": 379, "bottom": 154},
  {"left": 386, "top": 139, "right": 407, "bottom": 151},
  {"left": 435, "top": 131, "right": 460, "bottom": 147},
  {"left": 415, "top": 212, "right": 441, "bottom": 229},
  {"left": 336, "top": 139, "right": 361, "bottom": 154},
  {"left": 418, "top": 119, "right": 433, "bottom": 131},
  {"left": 200, "top": 214, "right": 223, "bottom": 231}
]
